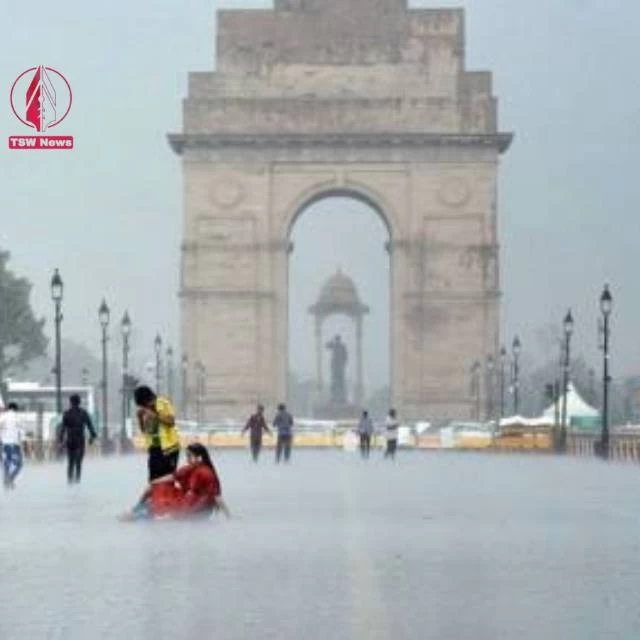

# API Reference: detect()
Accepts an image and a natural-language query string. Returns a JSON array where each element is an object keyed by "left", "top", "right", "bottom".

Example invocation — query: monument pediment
[
  {"left": 174, "top": 1, "right": 511, "bottom": 142},
  {"left": 217, "top": 3, "right": 464, "bottom": 70}
]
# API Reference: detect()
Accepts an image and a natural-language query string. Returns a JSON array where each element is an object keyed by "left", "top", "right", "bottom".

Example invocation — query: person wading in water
[
  {"left": 0, "top": 403, "right": 25, "bottom": 489},
  {"left": 273, "top": 403, "right": 294, "bottom": 464},
  {"left": 357, "top": 410, "right": 374, "bottom": 459},
  {"left": 384, "top": 408, "right": 399, "bottom": 460},
  {"left": 242, "top": 404, "right": 271, "bottom": 462},
  {"left": 59, "top": 395, "right": 97, "bottom": 484}
]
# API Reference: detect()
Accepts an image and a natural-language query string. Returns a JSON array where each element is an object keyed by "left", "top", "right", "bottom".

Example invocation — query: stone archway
[{"left": 169, "top": 0, "right": 512, "bottom": 422}]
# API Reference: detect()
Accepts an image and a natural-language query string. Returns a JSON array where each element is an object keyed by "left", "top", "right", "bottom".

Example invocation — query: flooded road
[{"left": 1, "top": 450, "right": 639, "bottom": 639}]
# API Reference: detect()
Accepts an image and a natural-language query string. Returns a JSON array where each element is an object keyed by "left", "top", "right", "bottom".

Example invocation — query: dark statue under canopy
[{"left": 326, "top": 334, "right": 348, "bottom": 405}]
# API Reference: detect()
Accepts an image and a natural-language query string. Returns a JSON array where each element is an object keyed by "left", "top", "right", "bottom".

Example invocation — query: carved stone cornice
[
  {"left": 403, "top": 290, "right": 501, "bottom": 302},
  {"left": 168, "top": 132, "right": 513, "bottom": 156},
  {"left": 386, "top": 240, "right": 500, "bottom": 254},
  {"left": 182, "top": 240, "right": 292, "bottom": 253},
  {"left": 180, "top": 288, "right": 275, "bottom": 300},
  {"left": 403, "top": 394, "right": 474, "bottom": 406}
]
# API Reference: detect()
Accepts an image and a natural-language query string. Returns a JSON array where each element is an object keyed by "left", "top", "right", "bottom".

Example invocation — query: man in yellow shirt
[{"left": 133, "top": 385, "right": 180, "bottom": 481}]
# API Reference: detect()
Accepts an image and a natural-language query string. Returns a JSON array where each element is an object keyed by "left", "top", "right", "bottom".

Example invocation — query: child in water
[{"left": 122, "top": 443, "right": 230, "bottom": 521}]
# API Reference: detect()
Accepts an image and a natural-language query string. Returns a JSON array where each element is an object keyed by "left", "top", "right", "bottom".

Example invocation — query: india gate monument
[{"left": 169, "top": 0, "right": 513, "bottom": 422}]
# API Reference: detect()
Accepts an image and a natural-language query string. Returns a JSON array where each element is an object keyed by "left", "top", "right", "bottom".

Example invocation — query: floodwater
[{"left": 1, "top": 449, "right": 640, "bottom": 639}]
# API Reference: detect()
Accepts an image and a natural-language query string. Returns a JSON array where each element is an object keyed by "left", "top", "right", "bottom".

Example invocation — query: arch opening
[
  {"left": 285, "top": 187, "right": 395, "bottom": 241},
  {"left": 287, "top": 194, "right": 391, "bottom": 420}
]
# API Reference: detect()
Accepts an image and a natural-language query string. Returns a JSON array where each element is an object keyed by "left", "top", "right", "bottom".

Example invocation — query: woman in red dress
[
  {"left": 123, "top": 443, "right": 230, "bottom": 521},
  {"left": 174, "top": 443, "right": 230, "bottom": 518}
]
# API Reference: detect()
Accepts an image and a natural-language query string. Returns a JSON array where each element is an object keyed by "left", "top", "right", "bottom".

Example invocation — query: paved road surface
[{"left": 1, "top": 450, "right": 639, "bottom": 639}]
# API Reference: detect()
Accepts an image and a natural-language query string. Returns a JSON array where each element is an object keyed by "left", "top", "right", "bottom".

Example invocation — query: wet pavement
[{"left": 1, "top": 449, "right": 639, "bottom": 639}]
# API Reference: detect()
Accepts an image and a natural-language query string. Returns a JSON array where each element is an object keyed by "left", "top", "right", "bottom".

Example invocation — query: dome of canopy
[{"left": 309, "top": 269, "right": 369, "bottom": 317}]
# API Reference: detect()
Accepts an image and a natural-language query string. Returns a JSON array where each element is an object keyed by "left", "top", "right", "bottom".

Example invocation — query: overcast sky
[{"left": 1, "top": 0, "right": 638, "bottom": 391}]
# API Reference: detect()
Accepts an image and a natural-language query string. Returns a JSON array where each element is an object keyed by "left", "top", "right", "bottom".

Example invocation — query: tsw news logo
[{"left": 8, "top": 65, "right": 74, "bottom": 150}]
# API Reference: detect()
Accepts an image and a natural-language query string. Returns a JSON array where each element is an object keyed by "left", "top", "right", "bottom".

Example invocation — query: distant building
[{"left": 4, "top": 380, "right": 96, "bottom": 441}]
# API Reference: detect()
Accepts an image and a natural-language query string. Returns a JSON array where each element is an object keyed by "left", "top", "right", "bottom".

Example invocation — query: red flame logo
[
  {"left": 25, "top": 66, "right": 58, "bottom": 132},
  {"left": 10, "top": 66, "right": 72, "bottom": 131}
]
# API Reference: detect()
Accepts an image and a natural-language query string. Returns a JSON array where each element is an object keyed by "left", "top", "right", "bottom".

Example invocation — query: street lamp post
[
  {"left": 120, "top": 311, "right": 132, "bottom": 452},
  {"left": 195, "top": 360, "right": 205, "bottom": 426},
  {"left": 470, "top": 361, "right": 481, "bottom": 421},
  {"left": 98, "top": 299, "right": 110, "bottom": 453},
  {"left": 512, "top": 336, "right": 522, "bottom": 415},
  {"left": 499, "top": 346, "right": 507, "bottom": 420},
  {"left": 551, "top": 341, "right": 563, "bottom": 438},
  {"left": 154, "top": 334, "right": 162, "bottom": 393},
  {"left": 181, "top": 354, "right": 189, "bottom": 418},
  {"left": 545, "top": 382, "right": 555, "bottom": 419},
  {"left": 485, "top": 355, "right": 495, "bottom": 422},
  {"left": 166, "top": 346, "right": 175, "bottom": 400},
  {"left": 599, "top": 285, "right": 613, "bottom": 459},
  {"left": 559, "top": 310, "right": 574, "bottom": 453},
  {"left": 50, "top": 269, "right": 64, "bottom": 417}
]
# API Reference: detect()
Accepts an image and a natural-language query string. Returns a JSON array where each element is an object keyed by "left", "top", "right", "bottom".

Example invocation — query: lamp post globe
[
  {"left": 51, "top": 268, "right": 63, "bottom": 302},
  {"left": 99, "top": 299, "right": 110, "bottom": 328},
  {"left": 512, "top": 335, "right": 521, "bottom": 357},
  {"left": 600, "top": 285, "right": 613, "bottom": 316},
  {"left": 121, "top": 310, "right": 131, "bottom": 338},
  {"left": 564, "top": 309, "right": 574, "bottom": 337}
]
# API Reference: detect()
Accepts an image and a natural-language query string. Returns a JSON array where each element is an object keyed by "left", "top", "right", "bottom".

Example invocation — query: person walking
[
  {"left": 357, "top": 410, "right": 374, "bottom": 459},
  {"left": 384, "top": 408, "right": 399, "bottom": 460},
  {"left": 134, "top": 386, "right": 181, "bottom": 481},
  {"left": 242, "top": 404, "right": 271, "bottom": 462},
  {"left": 273, "top": 403, "right": 294, "bottom": 463},
  {"left": 0, "top": 403, "right": 25, "bottom": 489},
  {"left": 59, "top": 395, "right": 97, "bottom": 484}
]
